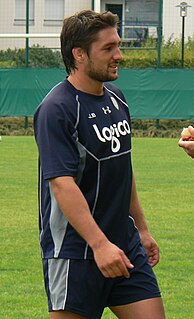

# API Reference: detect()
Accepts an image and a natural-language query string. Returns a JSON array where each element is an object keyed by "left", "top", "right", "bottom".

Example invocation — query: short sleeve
[{"left": 34, "top": 100, "right": 79, "bottom": 180}]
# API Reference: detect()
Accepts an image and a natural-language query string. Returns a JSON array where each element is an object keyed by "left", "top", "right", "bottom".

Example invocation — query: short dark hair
[{"left": 60, "top": 10, "right": 119, "bottom": 74}]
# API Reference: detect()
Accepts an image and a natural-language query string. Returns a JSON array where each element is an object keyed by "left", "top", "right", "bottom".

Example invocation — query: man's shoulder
[
  {"left": 104, "top": 81, "right": 120, "bottom": 93},
  {"left": 104, "top": 82, "right": 127, "bottom": 105},
  {"left": 43, "top": 80, "right": 75, "bottom": 102},
  {"left": 34, "top": 80, "right": 77, "bottom": 115}
]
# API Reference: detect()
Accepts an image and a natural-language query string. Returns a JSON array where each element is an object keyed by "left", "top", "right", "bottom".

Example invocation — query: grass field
[{"left": 0, "top": 136, "right": 194, "bottom": 319}]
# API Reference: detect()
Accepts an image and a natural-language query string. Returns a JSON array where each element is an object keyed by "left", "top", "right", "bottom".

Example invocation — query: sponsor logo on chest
[{"left": 93, "top": 120, "right": 131, "bottom": 153}]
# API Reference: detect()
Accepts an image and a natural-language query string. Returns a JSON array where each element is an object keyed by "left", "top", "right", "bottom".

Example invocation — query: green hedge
[
  {"left": 0, "top": 117, "right": 192, "bottom": 137},
  {"left": 0, "top": 36, "right": 194, "bottom": 68},
  {"left": 120, "top": 35, "right": 194, "bottom": 68},
  {"left": 0, "top": 45, "right": 64, "bottom": 68}
]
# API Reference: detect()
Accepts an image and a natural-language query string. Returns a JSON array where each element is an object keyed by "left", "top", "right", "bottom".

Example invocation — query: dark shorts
[{"left": 42, "top": 242, "right": 161, "bottom": 319}]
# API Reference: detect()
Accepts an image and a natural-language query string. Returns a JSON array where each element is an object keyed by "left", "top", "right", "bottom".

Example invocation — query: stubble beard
[{"left": 87, "top": 61, "right": 118, "bottom": 83}]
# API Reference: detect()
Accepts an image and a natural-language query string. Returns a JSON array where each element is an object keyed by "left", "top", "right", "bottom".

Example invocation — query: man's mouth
[{"left": 109, "top": 64, "right": 119, "bottom": 70}]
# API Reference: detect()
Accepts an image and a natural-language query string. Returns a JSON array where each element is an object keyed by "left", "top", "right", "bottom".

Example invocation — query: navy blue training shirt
[{"left": 34, "top": 79, "right": 140, "bottom": 259}]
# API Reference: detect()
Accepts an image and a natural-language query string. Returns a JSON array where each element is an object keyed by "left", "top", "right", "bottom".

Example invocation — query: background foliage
[
  {"left": 0, "top": 45, "right": 63, "bottom": 68},
  {"left": 0, "top": 117, "right": 192, "bottom": 138},
  {"left": 120, "top": 35, "right": 194, "bottom": 68},
  {"left": 0, "top": 36, "right": 193, "bottom": 135},
  {"left": 0, "top": 36, "right": 194, "bottom": 68}
]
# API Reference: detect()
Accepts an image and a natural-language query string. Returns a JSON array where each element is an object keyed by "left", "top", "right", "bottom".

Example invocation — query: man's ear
[{"left": 72, "top": 47, "right": 85, "bottom": 63}]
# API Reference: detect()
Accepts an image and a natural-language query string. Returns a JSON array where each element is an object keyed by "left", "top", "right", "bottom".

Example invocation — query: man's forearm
[
  {"left": 130, "top": 172, "right": 160, "bottom": 267},
  {"left": 50, "top": 176, "right": 108, "bottom": 250},
  {"left": 50, "top": 175, "right": 134, "bottom": 278},
  {"left": 130, "top": 172, "right": 149, "bottom": 234}
]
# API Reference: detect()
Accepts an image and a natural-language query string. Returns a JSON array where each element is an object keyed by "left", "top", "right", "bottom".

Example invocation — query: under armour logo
[
  {"left": 102, "top": 106, "right": 111, "bottom": 114},
  {"left": 88, "top": 113, "right": 96, "bottom": 119}
]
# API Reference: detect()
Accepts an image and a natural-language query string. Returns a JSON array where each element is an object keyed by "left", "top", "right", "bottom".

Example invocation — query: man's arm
[
  {"left": 130, "top": 172, "right": 160, "bottom": 267},
  {"left": 50, "top": 176, "right": 134, "bottom": 278}
]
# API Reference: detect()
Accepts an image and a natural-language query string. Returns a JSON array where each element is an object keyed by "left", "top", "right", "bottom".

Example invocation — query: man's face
[{"left": 84, "top": 27, "right": 123, "bottom": 82}]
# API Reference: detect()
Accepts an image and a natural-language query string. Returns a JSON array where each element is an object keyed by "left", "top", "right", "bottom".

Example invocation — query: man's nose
[{"left": 113, "top": 47, "right": 123, "bottom": 61}]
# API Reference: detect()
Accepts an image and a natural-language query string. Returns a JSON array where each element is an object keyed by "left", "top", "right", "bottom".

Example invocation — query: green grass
[{"left": 0, "top": 136, "right": 194, "bottom": 319}]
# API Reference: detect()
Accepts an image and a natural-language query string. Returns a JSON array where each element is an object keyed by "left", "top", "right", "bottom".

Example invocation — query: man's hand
[
  {"left": 178, "top": 125, "right": 194, "bottom": 158},
  {"left": 178, "top": 139, "right": 194, "bottom": 158},
  {"left": 140, "top": 231, "right": 160, "bottom": 267},
  {"left": 93, "top": 240, "right": 134, "bottom": 278}
]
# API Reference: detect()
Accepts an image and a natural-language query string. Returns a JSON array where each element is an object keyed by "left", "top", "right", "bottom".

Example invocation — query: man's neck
[{"left": 68, "top": 74, "right": 104, "bottom": 96}]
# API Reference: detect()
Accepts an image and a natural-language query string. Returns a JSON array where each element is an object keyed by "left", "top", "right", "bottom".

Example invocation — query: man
[
  {"left": 178, "top": 125, "right": 194, "bottom": 158},
  {"left": 34, "top": 10, "right": 165, "bottom": 319}
]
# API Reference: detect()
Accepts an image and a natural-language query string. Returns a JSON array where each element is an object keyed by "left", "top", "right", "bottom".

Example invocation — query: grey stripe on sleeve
[{"left": 49, "top": 182, "right": 68, "bottom": 258}]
